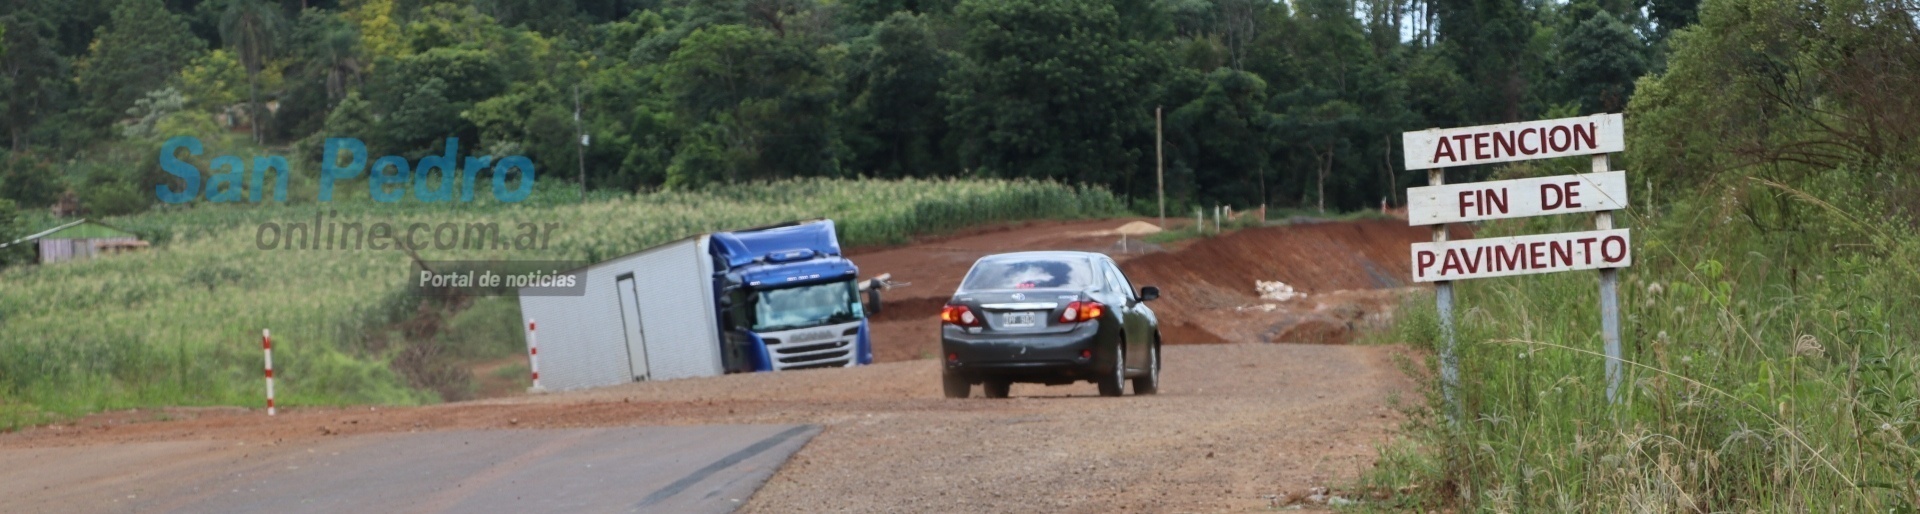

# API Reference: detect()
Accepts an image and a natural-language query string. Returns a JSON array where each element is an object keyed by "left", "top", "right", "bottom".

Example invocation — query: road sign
[
  {"left": 1406, "top": 171, "right": 1628, "bottom": 226},
  {"left": 1411, "top": 228, "right": 1630, "bottom": 282},
  {"left": 1402, "top": 112, "right": 1633, "bottom": 411},
  {"left": 1402, "top": 113, "right": 1623, "bottom": 170}
]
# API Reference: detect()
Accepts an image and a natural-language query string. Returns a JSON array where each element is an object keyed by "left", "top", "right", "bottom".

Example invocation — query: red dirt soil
[
  {"left": 851, "top": 217, "right": 1467, "bottom": 360},
  {"left": 1122, "top": 219, "right": 1472, "bottom": 345}
]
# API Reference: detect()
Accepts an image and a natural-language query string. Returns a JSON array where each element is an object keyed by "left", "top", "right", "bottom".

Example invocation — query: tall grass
[
  {"left": 0, "top": 178, "right": 1123, "bottom": 428},
  {"left": 1361, "top": 172, "right": 1920, "bottom": 511}
]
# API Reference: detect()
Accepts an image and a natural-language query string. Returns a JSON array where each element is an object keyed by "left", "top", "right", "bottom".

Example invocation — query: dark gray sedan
[{"left": 939, "top": 251, "right": 1161, "bottom": 398}]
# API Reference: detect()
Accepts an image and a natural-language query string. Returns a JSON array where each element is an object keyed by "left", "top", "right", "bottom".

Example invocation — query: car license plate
[{"left": 1004, "top": 311, "right": 1037, "bottom": 327}]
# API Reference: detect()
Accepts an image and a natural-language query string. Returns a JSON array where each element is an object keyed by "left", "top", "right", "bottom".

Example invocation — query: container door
[{"left": 616, "top": 274, "right": 651, "bottom": 381}]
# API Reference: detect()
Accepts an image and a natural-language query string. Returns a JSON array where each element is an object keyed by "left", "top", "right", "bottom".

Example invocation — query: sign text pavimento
[{"left": 1411, "top": 229, "right": 1630, "bottom": 282}]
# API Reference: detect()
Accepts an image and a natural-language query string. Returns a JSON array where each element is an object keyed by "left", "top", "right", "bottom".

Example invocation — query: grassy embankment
[
  {"left": 0, "top": 178, "right": 1123, "bottom": 429},
  {"left": 1354, "top": 0, "right": 1920, "bottom": 507},
  {"left": 1363, "top": 178, "right": 1919, "bottom": 510},
  {"left": 1355, "top": 125, "right": 1920, "bottom": 508}
]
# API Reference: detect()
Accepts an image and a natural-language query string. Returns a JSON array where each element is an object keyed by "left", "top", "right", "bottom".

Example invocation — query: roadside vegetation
[
  {"left": 1361, "top": 0, "right": 1920, "bottom": 510},
  {"left": 2, "top": 0, "right": 1674, "bottom": 228},
  {"left": 0, "top": 178, "right": 1121, "bottom": 429}
]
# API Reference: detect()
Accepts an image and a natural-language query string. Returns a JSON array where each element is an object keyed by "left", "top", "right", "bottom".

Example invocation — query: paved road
[{"left": 0, "top": 425, "right": 818, "bottom": 514}]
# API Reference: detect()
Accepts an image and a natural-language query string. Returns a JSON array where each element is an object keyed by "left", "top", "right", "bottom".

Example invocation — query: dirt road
[
  {"left": 0, "top": 218, "right": 1441, "bottom": 512},
  {"left": 1, "top": 343, "right": 1414, "bottom": 513}
]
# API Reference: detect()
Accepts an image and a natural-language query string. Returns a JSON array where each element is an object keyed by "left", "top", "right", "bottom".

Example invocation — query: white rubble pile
[{"left": 1256, "top": 280, "right": 1304, "bottom": 301}]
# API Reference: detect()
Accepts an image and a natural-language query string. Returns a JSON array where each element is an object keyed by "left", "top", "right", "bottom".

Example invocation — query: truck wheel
[
  {"left": 1132, "top": 342, "right": 1160, "bottom": 395},
  {"left": 943, "top": 370, "right": 971, "bottom": 399},
  {"left": 1097, "top": 345, "right": 1125, "bottom": 397},
  {"left": 983, "top": 379, "right": 1011, "bottom": 398}
]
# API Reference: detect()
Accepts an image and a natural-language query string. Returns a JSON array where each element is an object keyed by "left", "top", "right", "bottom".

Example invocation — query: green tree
[
  {"left": 1169, "top": 69, "right": 1273, "bottom": 207},
  {"left": 847, "top": 0, "right": 957, "bottom": 23},
  {"left": 220, "top": 0, "right": 283, "bottom": 144},
  {"left": 1555, "top": 10, "right": 1645, "bottom": 114},
  {"left": 942, "top": 0, "right": 1158, "bottom": 185},
  {"left": 660, "top": 23, "right": 839, "bottom": 185},
  {"left": 1629, "top": 0, "right": 1920, "bottom": 189},
  {"left": 0, "top": 8, "right": 63, "bottom": 151},
  {"left": 0, "top": 153, "right": 58, "bottom": 207},
  {"left": 74, "top": 0, "right": 205, "bottom": 132},
  {"left": 272, "top": 9, "right": 363, "bottom": 141},
  {"left": 297, "top": 10, "right": 362, "bottom": 106},
  {"left": 841, "top": 11, "right": 953, "bottom": 178},
  {"left": 0, "top": 198, "right": 34, "bottom": 268},
  {"left": 173, "top": 49, "right": 246, "bottom": 112},
  {"left": 363, "top": 46, "right": 508, "bottom": 154},
  {"left": 1433, "top": 0, "right": 1535, "bottom": 122},
  {"left": 1640, "top": 0, "right": 1698, "bottom": 42}
]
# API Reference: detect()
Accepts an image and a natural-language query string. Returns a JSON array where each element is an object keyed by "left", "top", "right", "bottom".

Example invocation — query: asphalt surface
[{"left": 0, "top": 425, "right": 819, "bottom": 514}]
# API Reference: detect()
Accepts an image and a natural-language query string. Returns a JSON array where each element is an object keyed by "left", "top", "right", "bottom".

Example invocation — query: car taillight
[
  {"left": 941, "top": 304, "right": 979, "bottom": 326},
  {"left": 1059, "top": 301, "right": 1106, "bottom": 323}
]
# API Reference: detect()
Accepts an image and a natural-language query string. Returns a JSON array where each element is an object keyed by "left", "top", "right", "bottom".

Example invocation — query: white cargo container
[{"left": 517, "top": 237, "right": 724, "bottom": 391}]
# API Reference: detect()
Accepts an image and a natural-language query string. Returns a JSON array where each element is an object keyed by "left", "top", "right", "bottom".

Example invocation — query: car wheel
[
  {"left": 983, "top": 379, "right": 1011, "bottom": 398},
  {"left": 943, "top": 370, "right": 971, "bottom": 399},
  {"left": 1097, "top": 344, "right": 1125, "bottom": 397},
  {"left": 1132, "top": 342, "right": 1160, "bottom": 395}
]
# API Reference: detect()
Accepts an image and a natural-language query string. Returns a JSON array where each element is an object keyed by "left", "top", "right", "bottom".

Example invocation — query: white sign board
[
  {"left": 1403, "top": 114, "right": 1623, "bottom": 170},
  {"left": 1406, "top": 171, "right": 1629, "bottom": 226},
  {"left": 1411, "top": 229, "right": 1630, "bottom": 282}
]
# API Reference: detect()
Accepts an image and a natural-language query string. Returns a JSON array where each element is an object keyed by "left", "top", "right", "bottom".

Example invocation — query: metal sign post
[
  {"left": 1401, "top": 114, "right": 1632, "bottom": 415},
  {"left": 1593, "top": 154, "right": 1622, "bottom": 403},
  {"left": 1429, "top": 168, "right": 1460, "bottom": 422}
]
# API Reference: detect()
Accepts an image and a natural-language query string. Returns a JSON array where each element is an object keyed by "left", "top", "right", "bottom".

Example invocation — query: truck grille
[{"left": 761, "top": 335, "right": 856, "bottom": 370}]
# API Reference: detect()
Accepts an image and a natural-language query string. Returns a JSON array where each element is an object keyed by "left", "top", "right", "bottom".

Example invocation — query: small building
[{"left": 0, "top": 219, "right": 148, "bottom": 264}]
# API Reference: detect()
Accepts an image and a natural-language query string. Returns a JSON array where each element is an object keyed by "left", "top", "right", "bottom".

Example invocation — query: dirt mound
[
  {"left": 1120, "top": 220, "right": 1470, "bottom": 344},
  {"left": 1112, "top": 220, "right": 1163, "bottom": 236},
  {"left": 1123, "top": 219, "right": 1464, "bottom": 294}
]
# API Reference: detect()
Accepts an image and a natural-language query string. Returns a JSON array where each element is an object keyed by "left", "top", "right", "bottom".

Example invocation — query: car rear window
[{"left": 958, "top": 256, "right": 1099, "bottom": 291}]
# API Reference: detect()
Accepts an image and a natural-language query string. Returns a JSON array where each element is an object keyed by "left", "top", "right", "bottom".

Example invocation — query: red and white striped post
[
  {"left": 263, "top": 329, "right": 276, "bottom": 416},
  {"left": 526, "top": 320, "right": 545, "bottom": 393}
]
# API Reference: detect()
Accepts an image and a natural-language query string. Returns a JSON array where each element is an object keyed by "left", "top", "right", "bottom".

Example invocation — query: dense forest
[{"left": 0, "top": 0, "right": 1677, "bottom": 221}]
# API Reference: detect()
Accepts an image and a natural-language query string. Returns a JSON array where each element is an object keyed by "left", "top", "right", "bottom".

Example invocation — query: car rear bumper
[{"left": 940, "top": 322, "right": 1104, "bottom": 381}]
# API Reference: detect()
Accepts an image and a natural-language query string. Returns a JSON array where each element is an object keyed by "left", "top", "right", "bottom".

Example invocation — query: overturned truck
[{"left": 518, "top": 219, "right": 890, "bottom": 391}]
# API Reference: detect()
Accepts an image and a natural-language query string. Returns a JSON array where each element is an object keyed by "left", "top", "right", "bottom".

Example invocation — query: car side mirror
[{"left": 1139, "top": 286, "right": 1160, "bottom": 302}]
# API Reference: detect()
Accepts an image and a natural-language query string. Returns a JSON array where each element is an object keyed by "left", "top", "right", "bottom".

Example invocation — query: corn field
[{"left": 0, "top": 178, "right": 1123, "bottom": 428}]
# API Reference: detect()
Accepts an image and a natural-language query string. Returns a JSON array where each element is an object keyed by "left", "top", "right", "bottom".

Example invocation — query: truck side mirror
[
  {"left": 865, "top": 284, "right": 883, "bottom": 316},
  {"left": 1139, "top": 286, "right": 1160, "bottom": 302}
]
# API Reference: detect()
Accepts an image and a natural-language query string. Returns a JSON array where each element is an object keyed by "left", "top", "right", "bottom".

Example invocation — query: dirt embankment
[
  {"left": 1122, "top": 219, "right": 1472, "bottom": 345},
  {"left": 854, "top": 217, "right": 1467, "bottom": 357}
]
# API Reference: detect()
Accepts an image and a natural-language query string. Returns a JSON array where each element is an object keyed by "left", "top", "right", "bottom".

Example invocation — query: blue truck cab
[{"left": 710, "top": 220, "right": 878, "bottom": 372}]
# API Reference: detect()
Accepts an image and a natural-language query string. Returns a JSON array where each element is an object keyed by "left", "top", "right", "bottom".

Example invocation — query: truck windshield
[{"left": 752, "top": 279, "right": 864, "bottom": 332}]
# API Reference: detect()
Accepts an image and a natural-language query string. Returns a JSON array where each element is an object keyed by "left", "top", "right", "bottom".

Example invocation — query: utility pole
[
  {"left": 574, "top": 85, "right": 586, "bottom": 202},
  {"left": 1156, "top": 106, "right": 1165, "bottom": 228}
]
